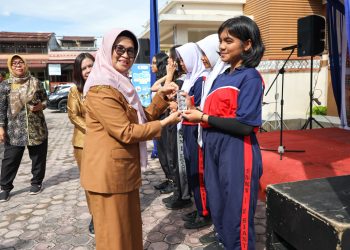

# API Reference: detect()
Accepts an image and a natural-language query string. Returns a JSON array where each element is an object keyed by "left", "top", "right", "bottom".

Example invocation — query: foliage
[{"left": 312, "top": 106, "right": 327, "bottom": 115}]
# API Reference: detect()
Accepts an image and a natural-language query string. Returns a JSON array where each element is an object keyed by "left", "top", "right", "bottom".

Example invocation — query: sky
[{"left": 0, "top": 0, "right": 168, "bottom": 38}]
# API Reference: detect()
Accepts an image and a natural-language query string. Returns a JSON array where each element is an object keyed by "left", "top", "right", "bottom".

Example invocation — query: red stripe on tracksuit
[
  {"left": 198, "top": 146, "right": 208, "bottom": 216},
  {"left": 240, "top": 136, "right": 253, "bottom": 250}
]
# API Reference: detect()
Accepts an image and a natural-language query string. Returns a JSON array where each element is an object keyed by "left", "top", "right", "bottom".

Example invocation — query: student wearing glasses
[
  {"left": 0, "top": 54, "right": 48, "bottom": 202},
  {"left": 81, "top": 29, "right": 181, "bottom": 250}
]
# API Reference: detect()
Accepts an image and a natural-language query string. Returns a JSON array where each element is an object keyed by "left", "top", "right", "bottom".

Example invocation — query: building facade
[
  {"left": 140, "top": 0, "right": 336, "bottom": 122},
  {"left": 0, "top": 32, "right": 97, "bottom": 88},
  {"left": 140, "top": 0, "right": 244, "bottom": 50}
]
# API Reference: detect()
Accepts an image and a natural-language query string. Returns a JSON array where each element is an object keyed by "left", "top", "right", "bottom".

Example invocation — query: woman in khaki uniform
[
  {"left": 81, "top": 29, "right": 181, "bottom": 250},
  {"left": 67, "top": 52, "right": 95, "bottom": 234}
]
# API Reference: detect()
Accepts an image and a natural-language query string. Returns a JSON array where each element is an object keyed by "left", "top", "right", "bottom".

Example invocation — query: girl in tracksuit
[{"left": 182, "top": 16, "right": 265, "bottom": 250}]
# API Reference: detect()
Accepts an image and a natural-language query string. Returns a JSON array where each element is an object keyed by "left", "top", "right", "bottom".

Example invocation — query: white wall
[{"left": 260, "top": 60, "right": 328, "bottom": 121}]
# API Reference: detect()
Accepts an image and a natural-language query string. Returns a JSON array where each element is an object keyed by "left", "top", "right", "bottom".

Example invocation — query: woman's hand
[
  {"left": 182, "top": 109, "right": 208, "bottom": 123},
  {"left": 165, "top": 62, "right": 177, "bottom": 85},
  {"left": 160, "top": 111, "right": 182, "bottom": 127},
  {"left": 168, "top": 101, "right": 178, "bottom": 112},
  {"left": 157, "top": 82, "right": 177, "bottom": 99},
  {"left": 30, "top": 102, "right": 44, "bottom": 112},
  {"left": 166, "top": 61, "right": 177, "bottom": 76},
  {"left": 166, "top": 82, "right": 179, "bottom": 100},
  {"left": 150, "top": 75, "right": 166, "bottom": 92},
  {"left": 0, "top": 127, "right": 6, "bottom": 144}
]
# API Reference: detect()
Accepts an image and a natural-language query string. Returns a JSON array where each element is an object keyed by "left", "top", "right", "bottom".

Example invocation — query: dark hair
[
  {"left": 0, "top": 71, "right": 6, "bottom": 77},
  {"left": 73, "top": 53, "right": 95, "bottom": 93},
  {"left": 154, "top": 52, "right": 168, "bottom": 80},
  {"left": 117, "top": 30, "right": 139, "bottom": 57},
  {"left": 169, "top": 45, "right": 184, "bottom": 80},
  {"left": 218, "top": 16, "right": 265, "bottom": 68}
]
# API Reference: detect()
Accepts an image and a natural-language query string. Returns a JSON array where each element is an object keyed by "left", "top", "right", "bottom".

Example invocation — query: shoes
[
  {"left": 165, "top": 198, "right": 192, "bottom": 210},
  {"left": 89, "top": 218, "right": 95, "bottom": 235},
  {"left": 182, "top": 210, "right": 197, "bottom": 222},
  {"left": 199, "top": 231, "right": 218, "bottom": 244},
  {"left": 203, "top": 241, "right": 225, "bottom": 250},
  {"left": 0, "top": 190, "right": 10, "bottom": 202},
  {"left": 162, "top": 194, "right": 176, "bottom": 204},
  {"left": 154, "top": 180, "right": 170, "bottom": 190},
  {"left": 29, "top": 184, "right": 42, "bottom": 195},
  {"left": 184, "top": 215, "right": 212, "bottom": 229},
  {"left": 159, "top": 182, "right": 174, "bottom": 194}
]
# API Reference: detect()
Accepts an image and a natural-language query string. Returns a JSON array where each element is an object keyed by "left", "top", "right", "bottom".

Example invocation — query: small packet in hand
[{"left": 177, "top": 90, "right": 187, "bottom": 112}]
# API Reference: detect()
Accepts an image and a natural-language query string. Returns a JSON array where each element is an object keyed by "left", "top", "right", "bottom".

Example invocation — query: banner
[
  {"left": 327, "top": 0, "right": 349, "bottom": 128},
  {"left": 48, "top": 64, "right": 61, "bottom": 76},
  {"left": 131, "top": 64, "right": 151, "bottom": 107}
]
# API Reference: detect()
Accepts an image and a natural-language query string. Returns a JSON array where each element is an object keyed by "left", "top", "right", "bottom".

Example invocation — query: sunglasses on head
[{"left": 113, "top": 44, "right": 136, "bottom": 58}]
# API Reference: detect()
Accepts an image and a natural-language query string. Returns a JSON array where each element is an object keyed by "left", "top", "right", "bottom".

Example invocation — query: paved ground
[{"left": 0, "top": 110, "right": 266, "bottom": 250}]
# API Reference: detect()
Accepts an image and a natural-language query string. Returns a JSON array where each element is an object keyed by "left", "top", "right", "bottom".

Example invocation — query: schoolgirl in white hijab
[
  {"left": 196, "top": 34, "right": 230, "bottom": 146},
  {"left": 196, "top": 34, "right": 230, "bottom": 111},
  {"left": 176, "top": 43, "right": 207, "bottom": 94}
]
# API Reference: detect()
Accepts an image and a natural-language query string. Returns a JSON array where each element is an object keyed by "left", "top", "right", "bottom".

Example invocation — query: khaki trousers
[
  {"left": 73, "top": 147, "right": 91, "bottom": 213},
  {"left": 87, "top": 189, "right": 143, "bottom": 250}
]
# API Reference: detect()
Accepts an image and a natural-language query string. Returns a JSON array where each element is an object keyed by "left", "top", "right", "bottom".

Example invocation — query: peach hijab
[{"left": 83, "top": 29, "right": 149, "bottom": 169}]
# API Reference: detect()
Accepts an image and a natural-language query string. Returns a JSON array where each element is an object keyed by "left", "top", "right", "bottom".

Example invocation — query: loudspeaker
[
  {"left": 135, "top": 38, "right": 150, "bottom": 64},
  {"left": 297, "top": 15, "right": 325, "bottom": 57},
  {"left": 266, "top": 175, "right": 350, "bottom": 250}
]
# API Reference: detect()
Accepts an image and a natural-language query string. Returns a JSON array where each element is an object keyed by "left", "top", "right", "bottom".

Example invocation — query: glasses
[
  {"left": 12, "top": 61, "right": 25, "bottom": 67},
  {"left": 113, "top": 45, "right": 136, "bottom": 58}
]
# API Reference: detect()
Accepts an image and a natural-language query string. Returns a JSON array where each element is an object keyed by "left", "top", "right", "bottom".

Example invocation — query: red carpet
[{"left": 257, "top": 128, "right": 350, "bottom": 200}]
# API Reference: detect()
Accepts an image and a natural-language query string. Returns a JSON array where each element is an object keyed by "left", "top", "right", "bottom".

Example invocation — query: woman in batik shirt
[{"left": 0, "top": 54, "right": 48, "bottom": 202}]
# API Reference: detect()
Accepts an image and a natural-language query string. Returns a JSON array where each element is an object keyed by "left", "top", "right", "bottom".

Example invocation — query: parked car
[{"left": 47, "top": 83, "right": 74, "bottom": 112}]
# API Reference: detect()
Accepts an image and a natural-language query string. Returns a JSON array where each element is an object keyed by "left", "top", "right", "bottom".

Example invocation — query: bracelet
[{"left": 200, "top": 113, "right": 206, "bottom": 122}]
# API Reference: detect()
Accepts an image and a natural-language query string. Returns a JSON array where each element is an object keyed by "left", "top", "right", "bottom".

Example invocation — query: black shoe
[
  {"left": 29, "top": 184, "right": 42, "bottom": 195},
  {"left": 154, "top": 180, "right": 170, "bottom": 190},
  {"left": 184, "top": 215, "right": 212, "bottom": 229},
  {"left": 159, "top": 182, "right": 174, "bottom": 194},
  {"left": 199, "top": 231, "right": 217, "bottom": 244},
  {"left": 165, "top": 198, "right": 192, "bottom": 210},
  {"left": 162, "top": 194, "right": 176, "bottom": 204},
  {"left": 203, "top": 241, "right": 225, "bottom": 250},
  {"left": 0, "top": 190, "right": 10, "bottom": 202},
  {"left": 89, "top": 218, "right": 95, "bottom": 235},
  {"left": 182, "top": 210, "right": 197, "bottom": 222}
]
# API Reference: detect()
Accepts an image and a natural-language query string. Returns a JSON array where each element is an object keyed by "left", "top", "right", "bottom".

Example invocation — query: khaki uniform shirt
[
  {"left": 81, "top": 86, "right": 169, "bottom": 194},
  {"left": 67, "top": 85, "right": 86, "bottom": 148}
]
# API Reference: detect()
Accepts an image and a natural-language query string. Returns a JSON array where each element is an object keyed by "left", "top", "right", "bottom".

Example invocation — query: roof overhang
[{"left": 139, "top": 0, "right": 245, "bottom": 46}]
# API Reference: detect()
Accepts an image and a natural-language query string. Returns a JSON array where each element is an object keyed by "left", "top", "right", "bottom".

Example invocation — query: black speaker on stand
[{"left": 297, "top": 15, "right": 326, "bottom": 129}]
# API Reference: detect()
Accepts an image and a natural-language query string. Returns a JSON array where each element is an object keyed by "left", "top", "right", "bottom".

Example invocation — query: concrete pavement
[{"left": 0, "top": 110, "right": 266, "bottom": 250}]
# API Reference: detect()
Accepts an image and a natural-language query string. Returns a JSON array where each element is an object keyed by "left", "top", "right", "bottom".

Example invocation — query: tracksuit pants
[{"left": 183, "top": 124, "right": 209, "bottom": 216}]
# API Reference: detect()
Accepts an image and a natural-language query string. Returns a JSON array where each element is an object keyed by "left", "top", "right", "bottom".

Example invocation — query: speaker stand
[
  {"left": 261, "top": 47, "right": 305, "bottom": 160},
  {"left": 262, "top": 75, "right": 289, "bottom": 131},
  {"left": 301, "top": 56, "right": 324, "bottom": 129}
]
